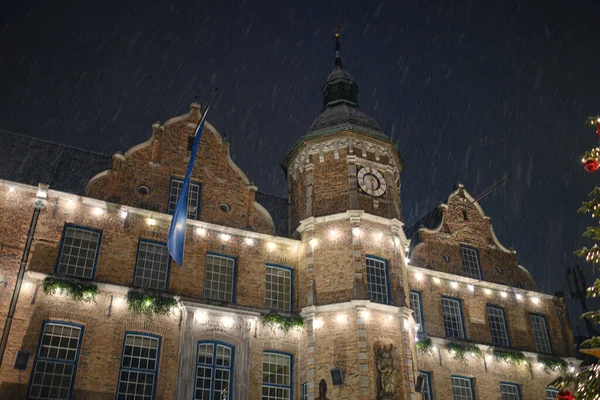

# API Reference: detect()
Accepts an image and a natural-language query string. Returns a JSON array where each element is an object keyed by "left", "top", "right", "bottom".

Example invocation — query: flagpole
[{"left": 167, "top": 88, "right": 219, "bottom": 266}]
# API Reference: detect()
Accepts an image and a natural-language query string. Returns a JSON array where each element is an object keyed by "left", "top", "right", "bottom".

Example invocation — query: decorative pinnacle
[{"left": 334, "top": 21, "right": 343, "bottom": 69}]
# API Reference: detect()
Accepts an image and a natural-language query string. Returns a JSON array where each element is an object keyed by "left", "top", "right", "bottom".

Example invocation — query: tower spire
[{"left": 334, "top": 21, "right": 343, "bottom": 69}]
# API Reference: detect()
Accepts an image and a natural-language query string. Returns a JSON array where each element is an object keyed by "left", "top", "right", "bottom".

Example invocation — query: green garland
[
  {"left": 538, "top": 356, "right": 568, "bottom": 374},
  {"left": 446, "top": 342, "right": 484, "bottom": 363},
  {"left": 43, "top": 276, "right": 97, "bottom": 302},
  {"left": 415, "top": 337, "right": 433, "bottom": 354},
  {"left": 580, "top": 336, "right": 600, "bottom": 349},
  {"left": 126, "top": 291, "right": 178, "bottom": 316},
  {"left": 493, "top": 349, "right": 527, "bottom": 366},
  {"left": 260, "top": 313, "right": 303, "bottom": 331}
]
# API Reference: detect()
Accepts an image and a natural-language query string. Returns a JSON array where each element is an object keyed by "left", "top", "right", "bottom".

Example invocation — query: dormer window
[{"left": 168, "top": 178, "right": 201, "bottom": 220}]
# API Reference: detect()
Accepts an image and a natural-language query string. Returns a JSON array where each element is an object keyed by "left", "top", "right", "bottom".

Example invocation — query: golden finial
[{"left": 335, "top": 21, "right": 341, "bottom": 38}]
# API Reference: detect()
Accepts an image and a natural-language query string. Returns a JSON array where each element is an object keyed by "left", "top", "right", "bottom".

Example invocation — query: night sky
[{"left": 2, "top": 1, "right": 600, "bottom": 335}]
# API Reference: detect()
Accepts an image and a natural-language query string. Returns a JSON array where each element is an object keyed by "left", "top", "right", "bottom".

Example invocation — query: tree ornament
[
  {"left": 557, "top": 389, "right": 574, "bottom": 400},
  {"left": 584, "top": 159, "right": 599, "bottom": 172}
]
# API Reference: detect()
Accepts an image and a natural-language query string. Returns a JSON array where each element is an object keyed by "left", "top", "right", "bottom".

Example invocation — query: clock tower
[
  {"left": 283, "top": 28, "right": 405, "bottom": 233},
  {"left": 284, "top": 27, "right": 416, "bottom": 400}
]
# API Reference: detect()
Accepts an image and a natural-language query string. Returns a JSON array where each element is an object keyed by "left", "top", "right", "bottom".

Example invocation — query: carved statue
[
  {"left": 375, "top": 343, "right": 399, "bottom": 399},
  {"left": 317, "top": 379, "right": 330, "bottom": 400}
]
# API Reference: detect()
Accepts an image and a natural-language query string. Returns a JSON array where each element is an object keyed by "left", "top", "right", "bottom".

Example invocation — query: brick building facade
[{"left": 0, "top": 36, "right": 578, "bottom": 400}]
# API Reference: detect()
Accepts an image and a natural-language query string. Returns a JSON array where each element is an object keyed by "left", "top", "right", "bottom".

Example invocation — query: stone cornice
[{"left": 1, "top": 179, "right": 300, "bottom": 246}]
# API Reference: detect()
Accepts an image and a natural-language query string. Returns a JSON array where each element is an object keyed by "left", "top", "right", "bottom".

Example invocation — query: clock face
[{"left": 357, "top": 166, "right": 387, "bottom": 197}]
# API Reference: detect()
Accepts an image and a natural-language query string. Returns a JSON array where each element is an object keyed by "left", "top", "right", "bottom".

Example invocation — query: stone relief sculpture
[
  {"left": 317, "top": 378, "right": 330, "bottom": 400},
  {"left": 375, "top": 342, "right": 400, "bottom": 399}
]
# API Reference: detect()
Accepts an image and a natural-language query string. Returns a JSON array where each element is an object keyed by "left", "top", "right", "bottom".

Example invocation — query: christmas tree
[{"left": 550, "top": 117, "right": 600, "bottom": 399}]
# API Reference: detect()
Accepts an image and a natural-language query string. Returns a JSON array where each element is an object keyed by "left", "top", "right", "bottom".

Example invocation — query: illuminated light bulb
[
  {"left": 404, "top": 257, "right": 411, "bottom": 265},
  {"left": 403, "top": 319, "right": 410, "bottom": 330},
  {"left": 362, "top": 310, "right": 370, "bottom": 320},
  {"left": 336, "top": 314, "right": 346, "bottom": 323},
  {"left": 352, "top": 227, "right": 360, "bottom": 237},
  {"left": 329, "top": 229, "right": 338, "bottom": 240},
  {"left": 515, "top": 293, "right": 523, "bottom": 301},
  {"left": 415, "top": 272, "right": 424, "bottom": 281},
  {"left": 313, "top": 319, "right": 324, "bottom": 329},
  {"left": 120, "top": 210, "right": 128, "bottom": 219},
  {"left": 377, "top": 232, "right": 384, "bottom": 239},
  {"left": 222, "top": 316, "right": 234, "bottom": 327},
  {"left": 220, "top": 233, "right": 231, "bottom": 242},
  {"left": 309, "top": 238, "right": 318, "bottom": 248},
  {"left": 145, "top": 300, "right": 152, "bottom": 306},
  {"left": 450, "top": 281, "right": 458, "bottom": 289},
  {"left": 244, "top": 237, "right": 255, "bottom": 246},
  {"left": 195, "top": 310, "right": 208, "bottom": 323},
  {"left": 66, "top": 199, "right": 75, "bottom": 207},
  {"left": 415, "top": 337, "right": 420, "bottom": 343},
  {"left": 570, "top": 366, "right": 575, "bottom": 373},
  {"left": 531, "top": 297, "right": 540, "bottom": 305},
  {"left": 92, "top": 207, "right": 103, "bottom": 216},
  {"left": 387, "top": 314, "right": 393, "bottom": 320},
  {"left": 501, "top": 292, "right": 507, "bottom": 298},
  {"left": 432, "top": 277, "right": 441, "bottom": 285},
  {"left": 432, "top": 346, "right": 438, "bottom": 352},
  {"left": 266, "top": 241, "right": 276, "bottom": 251},
  {"left": 146, "top": 218, "right": 156, "bottom": 226},
  {"left": 196, "top": 227, "right": 207, "bottom": 237},
  {"left": 394, "top": 237, "right": 401, "bottom": 247},
  {"left": 467, "top": 284, "right": 475, "bottom": 292},
  {"left": 484, "top": 288, "right": 492, "bottom": 295},
  {"left": 8, "top": 186, "right": 15, "bottom": 193}
]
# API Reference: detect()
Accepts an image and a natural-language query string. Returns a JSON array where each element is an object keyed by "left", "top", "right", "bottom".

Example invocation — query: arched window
[{"left": 195, "top": 341, "right": 234, "bottom": 400}]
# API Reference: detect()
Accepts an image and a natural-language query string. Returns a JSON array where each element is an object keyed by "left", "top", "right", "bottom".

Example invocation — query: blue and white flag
[{"left": 167, "top": 91, "right": 216, "bottom": 266}]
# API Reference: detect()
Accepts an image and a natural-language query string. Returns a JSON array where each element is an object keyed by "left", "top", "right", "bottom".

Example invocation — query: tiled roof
[
  {"left": 0, "top": 129, "right": 111, "bottom": 194},
  {"left": 255, "top": 192, "right": 288, "bottom": 237},
  {"left": 307, "top": 103, "right": 386, "bottom": 137}
]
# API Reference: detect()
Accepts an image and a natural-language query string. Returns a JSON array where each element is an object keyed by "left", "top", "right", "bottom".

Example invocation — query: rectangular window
[
  {"left": 366, "top": 256, "right": 390, "bottom": 304},
  {"left": 545, "top": 388, "right": 559, "bottom": 400},
  {"left": 134, "top": 240, "right": 171, "bottom": 290},
  {"left": 168, "top": 178, "right": 201, "bottom": 219},
  {"left": 29, "top": 322, "right": 83, "bottom": 400},
  {"left": 451, "top": 376, "right": 474, "bottom": 400},
  {"left": 410, "top": 290, "right": 424, "bottom": 333},
  {"left": 262, "top": 352, "right": 292, "bottom": 400},
  {"left": 56, "top": 225, "right": 101, "bottom": 279},
  {"left": 204, "top": 254, "right": 236, "bottom": 302},
  {"left": 195, "top": 341, "right": 234, "bottom": 400},
  {"left": 530, "top": 314, "right": 552, "bottom": 354},
  {"left": 117, "top": 333, "right": 161, "bottom": 400},
  {"left": 487, "top": 305, "right": 510, "bottom": 347},
  {"left": 302, "top": 382, "right": 308, "bottom": 400},
  {"left": 418, "top": 371, "right": 432, "bottom": 400},
  {"left": 442, "top": 297, "right": 465, "bottom": 339},
  {"left": 500, "top": 382, "right": 521, "bottom": 400},
  {"left": 460, "top": 245, "right": 482, "bottom": 280},
  {"left": 265, "top": 265, "right": 293, "bottom": 311}
]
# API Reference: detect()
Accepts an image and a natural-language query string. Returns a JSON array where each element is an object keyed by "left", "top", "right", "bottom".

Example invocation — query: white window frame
[
  {"left": 487, "top": 305, "right": 510, "bottom": 347},
  {"left": 168, "top": 178, "right": 201, "bottom": 219},
  {"left": 56, "top": 225, "right": 101, "bottom": 279},
  {"left": 418, "top": 371, "right": 432, "bottom": 400},
  {"left": 530, "top": 314, "right": 552, "bottom": 354},
  {"left": 365, "top": 256, "right": 390, "bottom": 304},
  {"left": 133, "top": 240, "right": 171, "bottom": 290},
  {"left": 302, "top": 382, "right": 308, "bottom": 400},
  {"left": 451, "top": 376, "right": 474, "bottom": 400},
  {"left": 194, "top": 341, "right": 234, "bottom": 400},
  {"left": 545, "top": 388, "right": 559, "bottom": 400},
  {"left": 204, "top": 253, "right": 236, "bottom": 302},
  {"left": 29, "top": 322, "right": 83, "bottom": 400},
  {"left": 262, "top": 352, "right": 292, "bottom": 400},
  {"left": 442, "top": 297, "right": 465, "bottom": 339},
  {"left": 460, "top": 245, "right": 482, "bottom": 280},
  {"left": 410, "top": 290, "right": 424, "bottom": 333},
  {"left": 500, "top": 382, "right": 521, "bottom": 400},
  {"left": 265, "top": 264, "right": 293, "bottom": 311},
  {"left": 116, "top": 333, "right": 161, "bottom": 400}
]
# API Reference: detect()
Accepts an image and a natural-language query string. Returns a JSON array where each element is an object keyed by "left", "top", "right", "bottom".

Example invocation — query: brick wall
[{"left": 85, "top": 103, "right": 274, "bottom": 235}]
